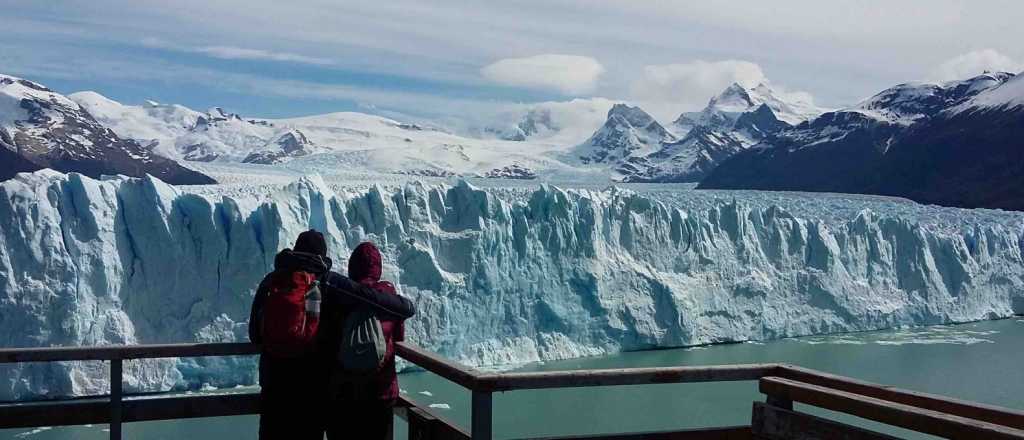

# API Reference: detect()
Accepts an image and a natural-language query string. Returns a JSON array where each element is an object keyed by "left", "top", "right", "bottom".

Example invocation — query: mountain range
[
  {"left": 580, "top": 82, "right": 824, "bottom": 183},
  {"left": 0, "top": 75, "right": 214, "bottom": 184},
  {"left": 699, "top": 72, "right": 1024, "bottom": 211},
  {"left": 2, "top": 71, "right": 1022, "bottom": 210}
]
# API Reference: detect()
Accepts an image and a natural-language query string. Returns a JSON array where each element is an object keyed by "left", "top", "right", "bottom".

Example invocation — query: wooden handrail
[
  {"left": 760, "top": 376, "right": 1024, "bottom": 440},
  {"left": 516, "top": 426, "right": 753, "bottom": 440},
  {"left": 0, "top": 393, "right": 261, "bottom": 428},
  {"left": 395, "top": 342, "right": 482, "bottom": 390},
  {"left": 776, "top": 364, "right": 1024, "bottom": 430},
  {"left": 2, "top": 342, "right": 1024, "bottom": 440},
  {"left": 475, "top": 363, "right": 780, "bottom": 392},
  {"left": 0, "top": 342, "right": 260, "bottom": 363},
  {"left": 0, "top": 345, "right": 780, "bottom": 397}
]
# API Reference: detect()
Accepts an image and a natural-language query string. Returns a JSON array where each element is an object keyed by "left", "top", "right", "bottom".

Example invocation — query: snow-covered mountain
[
  {"left": 2, "top": 170, "right": 1021, "bottom": 399},
  {"left": 575, "top": 83, "right": 823, "bottom": 183},
  {"left": 952, "top": 71, "right": 1024, "bottom": 113},
  {"left": 69, "top": 89, "right": 607, "bottom": 181},
  {"left": 6, "top": 74, "right": 831, "bottom": 186},
  {"left": 71, "top": 92, "right": 318, "bottom": 164},
  {"left": 573, "top": 104, "right": 676, "bottom": 165},
  {"left": 0, "top": 75, "right": 214, "bottom": 184},
  {"left": 673, "top": 82, "right": 822, "bottom": 135},
  {"left": 700, "top": 72, "right": 1024, "bottom": 211}
]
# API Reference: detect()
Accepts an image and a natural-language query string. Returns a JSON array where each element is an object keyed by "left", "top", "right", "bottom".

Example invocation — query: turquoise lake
[{"left": 3, "top": 318, "right": 1023, "bottom": 439}]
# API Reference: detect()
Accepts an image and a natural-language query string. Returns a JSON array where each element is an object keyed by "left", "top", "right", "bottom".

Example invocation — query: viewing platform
[{"left": 1, "top": 342, "right": 1023, "bottom": 439}]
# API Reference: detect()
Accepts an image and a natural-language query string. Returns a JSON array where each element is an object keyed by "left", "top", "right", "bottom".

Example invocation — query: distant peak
[
  {"left": 711, "top": 83, "right": 755, "bottom": 107},
  {"left": 67, "top": 90, "right": 116, "bottom": 103},
  {"left": 724, "top": 82, "right": 747, "bottom": 92},
  {"left": 207, "top": 106, "right": 242, "bottom": 120},
  {"left": 607, "top": 103, "right": 656, "bottom": 125},
  {"left": 608, "top": 103, "right": 639, "bottom": 114}
]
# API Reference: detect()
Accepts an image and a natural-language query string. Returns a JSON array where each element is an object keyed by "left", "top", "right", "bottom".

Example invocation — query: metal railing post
[
  {"left": 109, "top": 358, "right": 123, "bottom": 440},
  {"left": 471, "top": 390, "right": 492, "bottom": 440}
]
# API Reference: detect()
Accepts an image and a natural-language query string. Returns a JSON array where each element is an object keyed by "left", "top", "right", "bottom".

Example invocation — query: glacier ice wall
[{"left": 1, "top": 170, "right": 1022, "bottom": 399}]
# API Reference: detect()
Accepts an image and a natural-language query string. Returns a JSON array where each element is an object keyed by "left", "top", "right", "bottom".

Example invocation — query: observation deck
[{"left": 1, "top": 342, "right": 1022, "bottom": 439}]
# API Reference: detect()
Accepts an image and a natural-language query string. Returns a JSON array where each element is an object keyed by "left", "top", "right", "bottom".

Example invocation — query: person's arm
[
  {"left": 248, "top": 275, "right": 272, "bottom": 343},
  {"left": 323, "top": 272, "right": 416, "bottom": 319}
]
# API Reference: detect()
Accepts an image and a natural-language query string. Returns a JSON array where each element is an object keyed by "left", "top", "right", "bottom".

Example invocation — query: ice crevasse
[{"left": 0, "top": 170, "right": 1022, "bottom": 399}]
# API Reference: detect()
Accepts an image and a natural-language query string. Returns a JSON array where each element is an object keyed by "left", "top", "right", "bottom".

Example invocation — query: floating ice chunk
[{"left": 14, "top": 427, "right": 52, "bottom": 438}]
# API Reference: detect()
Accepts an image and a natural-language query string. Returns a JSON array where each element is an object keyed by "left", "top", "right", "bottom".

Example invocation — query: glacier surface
[{"left": 1, "top": 170, "right": 1022, "bottom": 400}]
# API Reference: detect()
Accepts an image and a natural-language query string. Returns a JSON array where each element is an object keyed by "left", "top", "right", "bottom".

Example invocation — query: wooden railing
[{"left": 1, "top": 342, "right": 1023, "bottom": 439}]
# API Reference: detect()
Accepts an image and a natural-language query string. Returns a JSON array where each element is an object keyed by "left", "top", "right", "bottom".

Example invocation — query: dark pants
[
  {"left": 259, "top": 385, "right": 326, "bottom": 440},
  {"left": 258, "top": 354, "right": 327, "bottom": 439},
  {"left": 325, "top": 399, "right": 395, "bottom": 440}
]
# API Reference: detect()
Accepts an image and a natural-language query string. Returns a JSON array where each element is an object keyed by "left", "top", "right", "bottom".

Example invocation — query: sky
[{"left": 2, "top": 0, "right": 1023, "bottom": 126}]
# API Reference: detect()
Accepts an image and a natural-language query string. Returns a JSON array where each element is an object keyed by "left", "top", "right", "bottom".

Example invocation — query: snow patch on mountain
[
  {"left": 673, "top": 83, "right": 824, "bottom": 135},
  {"left": 573, "top": 104, "right": 674, "bottom": 166},
  {"left": 603, "top": 83, "right": 824, "bottom": 183},
  {"left": 1, "top": 170, "right": 1022, "bottom": 399},
  {"left": 67, "top": 91, "right": 605, "bottom": 181},
  {"left": 952, "top": 71, "right": 1024, "bottom": 113},
  {"left": 851, "top": 72, "right": 1016, "bottom": 124},
  {"left": 69, "top": 92, "right": 203, "bottom": 158}
]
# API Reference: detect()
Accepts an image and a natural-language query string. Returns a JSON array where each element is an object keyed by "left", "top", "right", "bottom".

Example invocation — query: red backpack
[{"left": 260, "top": 271, "right": 321, "bottom": 358}]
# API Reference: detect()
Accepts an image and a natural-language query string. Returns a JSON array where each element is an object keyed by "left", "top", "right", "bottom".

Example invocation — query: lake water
[{"left": 3, "top": 318, "right": 1023, "bottom": 439}]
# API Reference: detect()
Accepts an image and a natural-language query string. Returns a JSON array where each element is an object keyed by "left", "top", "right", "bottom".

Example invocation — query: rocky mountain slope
[
  {"left": 575, "top": 83, "right": 823, "bottom": 183},
  {"left": 573, "top": 103, "right": 676, "bottom": 165},
  {"left": 0, "top": 75, "right": 214, "bottom": 184},
  {"left": 700, "top": 72, "right": 1024, "bottom": 211}
]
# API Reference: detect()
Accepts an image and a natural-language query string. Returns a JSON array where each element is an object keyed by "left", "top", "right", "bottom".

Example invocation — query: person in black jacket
[{"left": 248, "top": 230, "right": 415, "bottom": 440}]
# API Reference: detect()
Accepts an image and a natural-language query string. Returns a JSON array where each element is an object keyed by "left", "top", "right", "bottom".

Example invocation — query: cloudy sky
[{"left": 2, "top": 1, "right": 1023, "bottom": 124}]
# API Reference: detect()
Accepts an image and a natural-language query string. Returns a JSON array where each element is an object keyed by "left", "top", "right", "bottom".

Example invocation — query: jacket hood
[
  {"left": 348, "top": 242, "right": 382, "bottom": 284},
  {"left": 274, "top": 249, "right": 332, "bottom": 275}
]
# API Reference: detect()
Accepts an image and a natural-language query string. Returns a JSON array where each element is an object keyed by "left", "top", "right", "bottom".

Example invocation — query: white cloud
[
  {"left": 929, "top": 49, "right": 1024, "bottom": 81},
  {"left": 480, "top": 54, "right": 604, "bottom": 95},
  {"left": 140, "top": 38, "right": 335, "bottom": 66},
  {"left": 629, "top": 60, "right": 767, "bottom": 118}
]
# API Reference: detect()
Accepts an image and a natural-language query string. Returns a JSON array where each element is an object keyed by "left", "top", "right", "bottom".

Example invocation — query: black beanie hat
[{"left": 294, "top": 229, "right": 328, "bottom": 257}]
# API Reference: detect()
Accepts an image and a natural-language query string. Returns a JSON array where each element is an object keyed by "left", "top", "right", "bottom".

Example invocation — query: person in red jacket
[{"left": 322, "top": 241, "right": 406, "bottom": 440}]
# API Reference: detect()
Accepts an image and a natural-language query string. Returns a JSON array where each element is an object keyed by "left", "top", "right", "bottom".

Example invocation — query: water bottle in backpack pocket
[{"left": 336, "top": 306, "right": 387, "bottom": 374}]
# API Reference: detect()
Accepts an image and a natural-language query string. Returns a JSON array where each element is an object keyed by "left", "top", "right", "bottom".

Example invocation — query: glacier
[{"left": 1, "top": 170, "right": 1023, "bottom": 400}]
